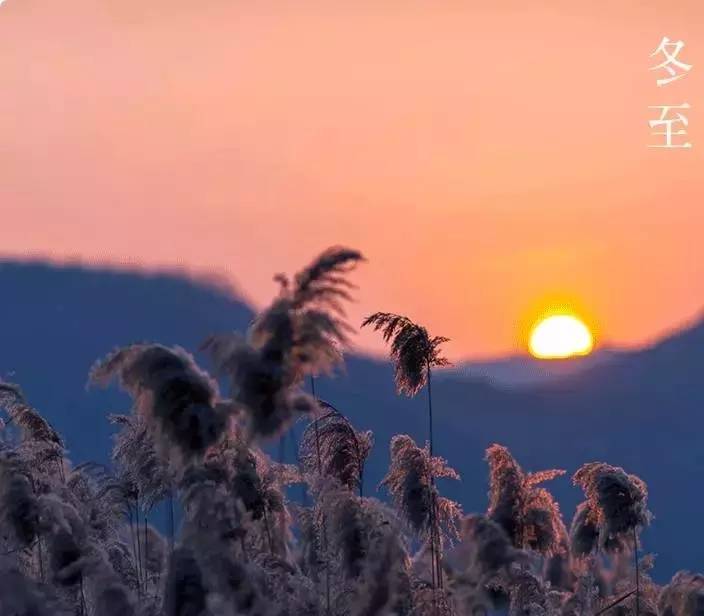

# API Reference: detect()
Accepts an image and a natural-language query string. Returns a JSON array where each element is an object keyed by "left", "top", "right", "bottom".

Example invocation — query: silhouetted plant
[
  {"left": 299, "top": 401, "right": 373, "bottom": 497},
  {"left": 201, "top": 430, "right": 299, "bottom": 560},
  {"left": 0, "top": 451, "right": 39, "bottom": 548},
  {"left": 90, "top": 344, "right": 225, "bottom": 460},
  {"left": 572, "top": 462, "right": 651, "bottom": 554},
  {"left": 361, "top": 313, "right": 449, "bottom": 401},
  {"left": 263, "top": 246, "right": 364, "bottom": 377},
  {"left": 380, "top": 434, "right": 460, "bottom": 614},
  {"left": 0, "top": 567, "right": 66, "bottom": 616},
  {"left": 0, "top": 382, "right": 65, "bottom": 479},
  {"left": 109, "top": 414, "right": 172, "bottom": 513},
  {"left": 658, "top": 571, "right": 704, "bottom": 616},
  {"left": 362, "top": 313, "right": 450, "bottom": 608},
  {"left": 205, "top": 247, "right": 364, "bottom": 442},
  {"left": 485, "top": 444, "right": 566, "bottom": 557},
  {"left": 106, "top": 413, "right": 175, "bottom": 588},
  {"left": 0, "top": 363, "right": 681, "bottom": 616},
  {"left": 163, "top": 546, "right": 207, "bottom": 616},
  {"left": 381, "top": 435, "right": 460, "bottom": 545},
  {"left": 0, "top": 250, "right": 691, "bottom": 616},
  {"left": 445, "top": 514, "right": 517, "bottom": 615},
  {"left": 572, "top": 462, "right": 652, "bottom": 616},
  {"left": 296, "top": 403, "right": 373, "bottom": 616},
  {"left": 350, "top": 533, "right": 410, "bottom": 616}
]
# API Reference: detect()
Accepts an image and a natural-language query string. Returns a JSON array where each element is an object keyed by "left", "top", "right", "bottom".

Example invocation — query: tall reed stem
[
  {"left": 311, "top": 375, "right": 331, "bottom": 616},
  {"left": 634, "top": 527, "right": 640, "bottom": 616},
  {"left": 426, "top": 360, "right": 440, "bottom": 614}
]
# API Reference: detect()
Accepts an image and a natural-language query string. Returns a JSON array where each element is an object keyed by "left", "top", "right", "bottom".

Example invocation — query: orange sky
[{"left": 1, "top": 1, "right": 703, "bottom": 359}]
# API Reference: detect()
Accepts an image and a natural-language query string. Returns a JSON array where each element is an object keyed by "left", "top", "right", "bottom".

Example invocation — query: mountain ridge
[{"left": 0, "top": 259, "right": 702, "bottom": 580}]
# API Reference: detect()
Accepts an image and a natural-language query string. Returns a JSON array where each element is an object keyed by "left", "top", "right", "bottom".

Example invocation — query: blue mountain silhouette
[{"left": 0, "top": 260, "right": 701, "bottom": 580}]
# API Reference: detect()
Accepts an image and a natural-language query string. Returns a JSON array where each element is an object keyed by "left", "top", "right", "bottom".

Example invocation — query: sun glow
[{"left": 528, "top": 314, "right": 594, "bottom": 359}]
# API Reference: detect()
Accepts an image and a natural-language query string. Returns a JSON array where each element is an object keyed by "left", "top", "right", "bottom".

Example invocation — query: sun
[{"left": 528, "top": 314, "right": 594, "bottom": 359}]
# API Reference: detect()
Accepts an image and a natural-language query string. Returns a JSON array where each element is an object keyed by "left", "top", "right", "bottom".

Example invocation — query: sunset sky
[{"left": 1, "top": 1, "right": 703, "bottom": 359}]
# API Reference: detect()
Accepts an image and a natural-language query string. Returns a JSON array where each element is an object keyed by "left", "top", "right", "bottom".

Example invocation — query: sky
[{"left": 1, "top": 1, "right": 704, "bottom": 360}]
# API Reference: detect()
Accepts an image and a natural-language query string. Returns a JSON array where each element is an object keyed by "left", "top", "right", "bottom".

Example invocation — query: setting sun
[{"left": 529, "top": 314, "right": 594, "bottom": 359}]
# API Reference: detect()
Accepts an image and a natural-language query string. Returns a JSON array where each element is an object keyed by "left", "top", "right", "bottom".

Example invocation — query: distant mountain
[
  {"left": 0, "top": 260, "right": 254, "bottom": 466},
  {"left": 446, "top": 348, "right": 622, "bottom": 388},
  {"left": 0, "top": 259, "right": 702, "bottom": 581}
]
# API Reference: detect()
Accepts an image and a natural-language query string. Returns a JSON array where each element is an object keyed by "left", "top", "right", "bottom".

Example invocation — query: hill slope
[
  {"left": 0, "top": 260, "right": 701, "bottom": 580},
  {"left": 447, "top": 348, "right": 621, "bottom": 387}
]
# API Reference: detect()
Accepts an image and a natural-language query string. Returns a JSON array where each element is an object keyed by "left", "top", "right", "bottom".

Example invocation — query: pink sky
[{"left": 2, "top": 1, "right": 704, "bottom": 359}]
